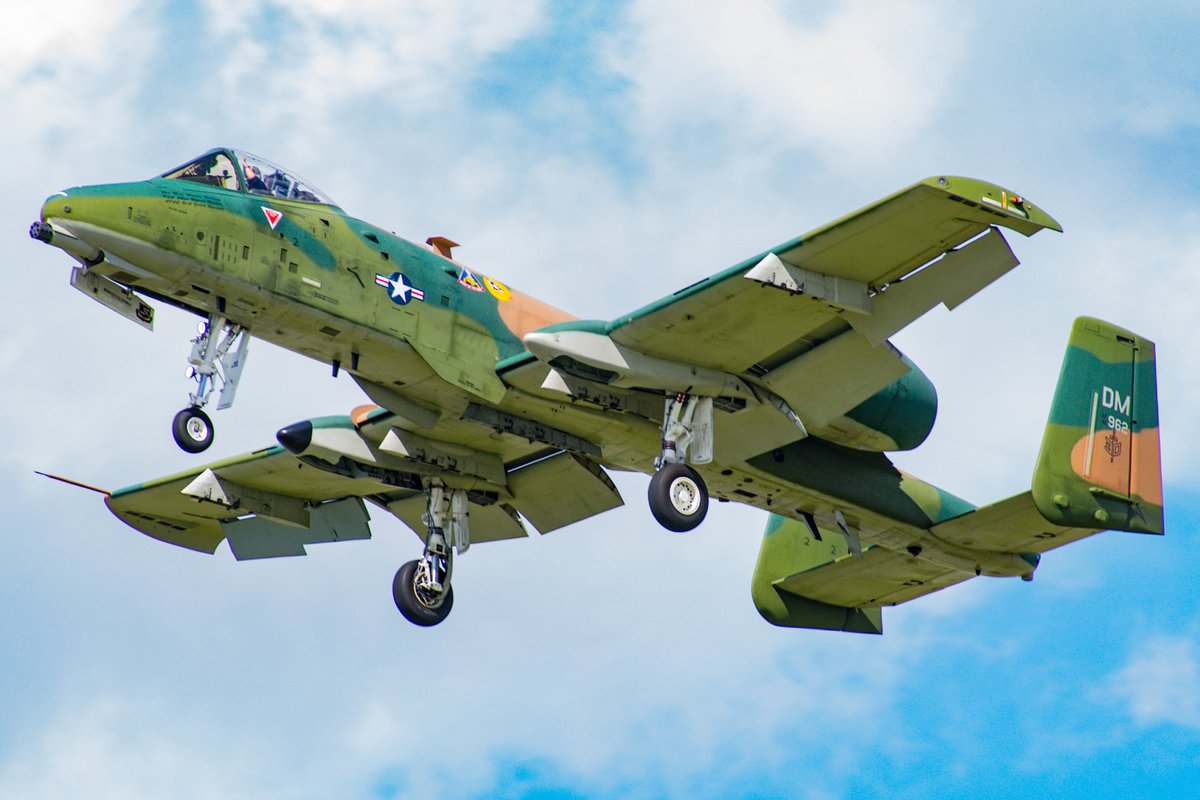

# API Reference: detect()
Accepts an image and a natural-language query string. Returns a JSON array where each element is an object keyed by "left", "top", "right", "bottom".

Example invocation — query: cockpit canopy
[{"left": 161, "top": 148, "right": 337, "bottom": 206}]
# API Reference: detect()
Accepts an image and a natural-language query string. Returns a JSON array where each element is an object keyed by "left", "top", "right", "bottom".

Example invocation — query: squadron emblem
[
  {"left": 484, "top": 276, "right": 512, "bottom": 302},
  {"left": 457, "top": 267, "right": 485, "bottom": 292}
]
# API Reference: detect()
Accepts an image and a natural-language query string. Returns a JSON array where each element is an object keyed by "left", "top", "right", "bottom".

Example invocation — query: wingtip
[{"left": 922, "top": 175, "right": 1063, "bottom": 236}]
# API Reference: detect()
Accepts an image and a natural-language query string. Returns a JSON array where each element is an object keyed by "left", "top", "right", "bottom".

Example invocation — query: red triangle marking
[{"left": 262, "top": 207, "right": 283, "bottom": 229}]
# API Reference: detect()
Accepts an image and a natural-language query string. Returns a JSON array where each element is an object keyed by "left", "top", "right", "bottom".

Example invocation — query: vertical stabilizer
[{"left": 1032, "top": 317, "right": 1163, "bottom": 534}]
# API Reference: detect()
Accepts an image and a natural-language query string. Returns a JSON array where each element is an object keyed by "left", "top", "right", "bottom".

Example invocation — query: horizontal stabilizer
[
  {"left": 756, "top": 589, "right": 883, "bottom": 635},
  {"left": 931, "top": 491, "right": 1091, "bottom": 554},
  {"left": 750, "top": 514, "right": 939, "bottom": 634}
]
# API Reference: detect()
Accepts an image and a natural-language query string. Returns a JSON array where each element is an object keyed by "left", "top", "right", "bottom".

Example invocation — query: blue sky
[{"left": 2, "top": 1, "right": 1199, "bottom": 797}]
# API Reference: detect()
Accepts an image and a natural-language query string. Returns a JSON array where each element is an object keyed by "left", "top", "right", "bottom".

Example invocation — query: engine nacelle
[{"left": 834, "top": 356, "right": 938, "bottom": 452}]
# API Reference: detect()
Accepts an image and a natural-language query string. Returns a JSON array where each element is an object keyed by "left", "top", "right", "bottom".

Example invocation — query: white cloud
[
  {"left": 1107, "top": 635, "right": 1200, "bottom": 729},
  {"left": 0, "top": 1, "right": 141, "bottom": 84},
  {"left": 197, "top": 0, "right": 546, "bottom": 127},
  {"left": 0, "top": 697, "right": 249, "bottom": 800},
  {"left": 0, "top": 1, "right": 157, "bottom": 162},
  {"left": 608, "top": 0, "right": 966, "bottom": 169}
]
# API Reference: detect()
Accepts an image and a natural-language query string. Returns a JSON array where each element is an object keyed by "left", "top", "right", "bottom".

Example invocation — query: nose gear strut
[{"left": 172, "top": 312, "right": 250, "bottom": 453}]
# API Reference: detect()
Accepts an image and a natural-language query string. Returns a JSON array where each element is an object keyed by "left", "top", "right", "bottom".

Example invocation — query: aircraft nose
[
  {"left": 39, "top": 191, "right": 71, "bottom": 223},
  {"left": 31, "top": 190, "right": 105, "bottom": 264}
]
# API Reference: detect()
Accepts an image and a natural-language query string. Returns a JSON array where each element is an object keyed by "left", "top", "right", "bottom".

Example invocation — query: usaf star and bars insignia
[{"left": 375, "top": 271, "right": 425, "bottom": 305}]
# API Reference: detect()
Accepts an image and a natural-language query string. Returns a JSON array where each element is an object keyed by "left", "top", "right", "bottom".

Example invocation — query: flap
[
  {"left": 506, "top": 451, "right": 624, "bottom": 533},
  {"left": 846, "top": 227, "right": 1020, "bottom": 346},
  {"left": 385, "top": 494, "right": 528, "bottom": 544},
  {"left": 760, "top": 331, "right": 910, "bottom": 428},
  {"left": 224, "top": 497, "right": 371, "bottom": 560}
]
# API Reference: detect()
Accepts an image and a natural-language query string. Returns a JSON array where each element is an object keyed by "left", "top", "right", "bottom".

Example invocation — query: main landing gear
[
  {"left": 393, "top": 480, "right": 469, "bottom": 627},
  {"left": 648, "top": 393, "right": 713, "bottom": 532},
  {"left": 172, "top": 312, "right": 249, "bottom": 454}
]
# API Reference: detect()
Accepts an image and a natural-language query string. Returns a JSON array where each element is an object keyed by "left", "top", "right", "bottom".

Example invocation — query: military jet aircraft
[{"left": 32, "top": 148, "right": 1163, "bottom": 630}]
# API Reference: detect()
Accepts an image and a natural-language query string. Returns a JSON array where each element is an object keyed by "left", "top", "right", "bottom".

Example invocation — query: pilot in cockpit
[{"left": 243, "top": 161, "right": 269, "bottom": 194}]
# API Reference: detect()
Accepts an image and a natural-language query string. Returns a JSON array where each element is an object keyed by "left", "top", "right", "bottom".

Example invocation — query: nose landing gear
[
  {"left": 171, "top": 312, "right": 250, "bottom": 454},
  {"left": 172, "top": 406, "right": 214, "bottom": 453}
]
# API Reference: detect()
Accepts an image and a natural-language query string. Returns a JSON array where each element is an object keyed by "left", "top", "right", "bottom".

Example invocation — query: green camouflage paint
[{"left": 1033, "top": 317, "right": 1163, "bottom": 535}]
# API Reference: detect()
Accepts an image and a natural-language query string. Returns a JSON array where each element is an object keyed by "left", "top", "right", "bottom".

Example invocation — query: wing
[
  {"left": 105, "top": 418, "right": 624, "bottom": 560},
  {"left": 605, "top": 176, "right": 1060, "bottom": 438},
  {"left": 105, "top": 446, "right": 379, "bottom": 557}
]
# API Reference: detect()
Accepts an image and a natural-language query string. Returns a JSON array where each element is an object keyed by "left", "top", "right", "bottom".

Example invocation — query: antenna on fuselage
[{"left": 426, "top": 236, "right": 459, "bottom": 259}]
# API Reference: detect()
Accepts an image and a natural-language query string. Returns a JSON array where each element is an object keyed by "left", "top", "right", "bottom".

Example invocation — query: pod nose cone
[{"left": 276, "top": 420, "right": 314, "bottom": 454}]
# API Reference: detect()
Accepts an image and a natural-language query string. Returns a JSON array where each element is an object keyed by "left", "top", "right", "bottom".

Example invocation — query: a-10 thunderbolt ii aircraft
[{"left": 31, "top": 148, "right": 1164, "bottom": 630}]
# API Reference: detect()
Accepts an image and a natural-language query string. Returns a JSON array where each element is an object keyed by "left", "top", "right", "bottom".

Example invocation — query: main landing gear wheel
[
  {"left": 393, "top": 559, "right": 454, "bottom": 627},
  {"left": 172, "top": 406, "right": 214, "bottom": 453},
  {"left": 648, "top": 463, "right": 709, "bottom": 532}
]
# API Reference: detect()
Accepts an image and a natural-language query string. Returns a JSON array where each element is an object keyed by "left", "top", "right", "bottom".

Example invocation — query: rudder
[{"left": 1032, "top": 317, "right": 1163, "bottom": 535}]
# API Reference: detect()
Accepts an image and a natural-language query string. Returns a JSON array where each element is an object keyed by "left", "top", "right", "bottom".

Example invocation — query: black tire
[
  {"left": 392, "top": 559, "right": 453, "bottom": 627},
  {"left": 172, "top": 407, "right": 214, "bottom": 454},
  {"left": 648, "top": 463, "right": 709, "bottom": 532}
]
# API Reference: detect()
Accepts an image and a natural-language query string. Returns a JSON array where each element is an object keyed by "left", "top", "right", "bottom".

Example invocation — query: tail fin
[{"left": 1032, "top": 317, "right": 1163, "bottom": 535}]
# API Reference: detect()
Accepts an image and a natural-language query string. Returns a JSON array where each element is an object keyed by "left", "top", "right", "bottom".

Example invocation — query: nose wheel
[{"left": 172, "top": 406, "right": 214, "bottom": 453}]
